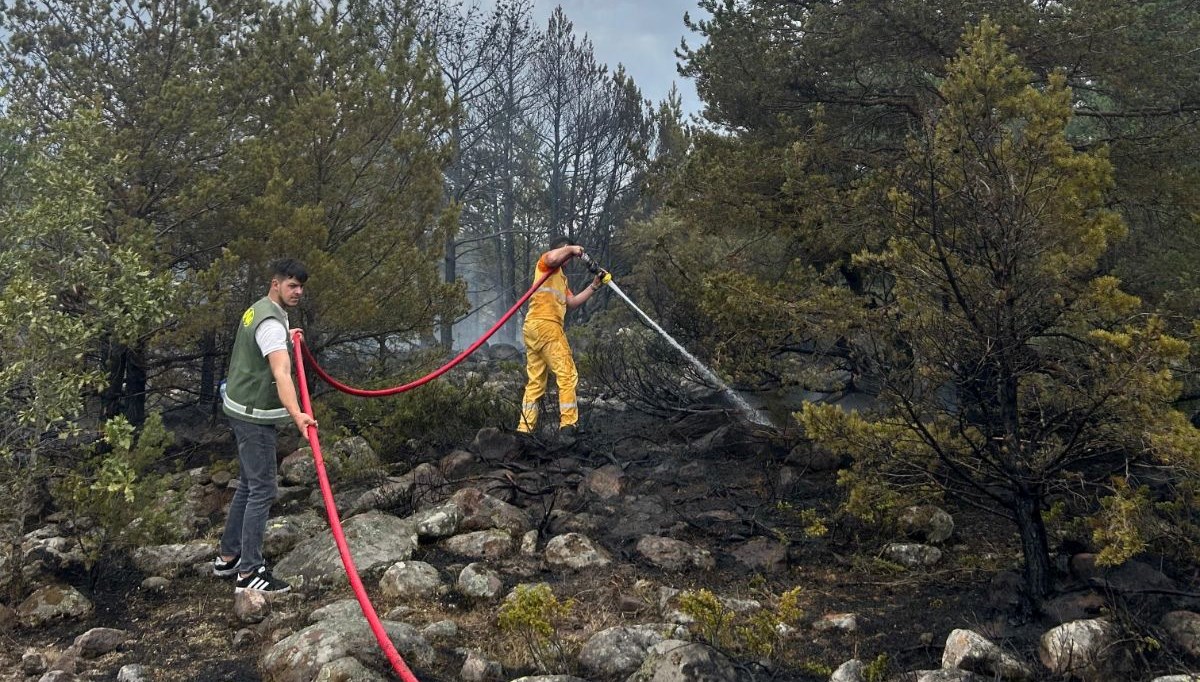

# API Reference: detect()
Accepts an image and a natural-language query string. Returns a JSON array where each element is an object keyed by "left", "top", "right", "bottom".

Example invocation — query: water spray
[{"left": 579, "top": 253, "right": 772, "bottom": 426}]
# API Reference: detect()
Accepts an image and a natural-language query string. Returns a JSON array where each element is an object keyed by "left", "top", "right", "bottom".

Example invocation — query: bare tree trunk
[{"left": 1013, "top": 493, "right": 1052, "bottom": 612}]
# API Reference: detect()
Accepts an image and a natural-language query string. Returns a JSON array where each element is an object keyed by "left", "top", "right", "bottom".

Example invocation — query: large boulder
[
  {"left": 942, "top": 628, "right": 1033, "bottom": 680},
  {"left": 1038, "top": 619, "right": 1122, "bottom": 681},
  {"left": 1161, "top": 611, "right": 1200, "bottom": 658},
  {"left": 17, "top": 585, "right": 93, "bottom": 628},
  {"left": 450, "top": 488, "right": 531, "bottom": 534},
  {"left": 579, "top": 624, "right": 669, "bottom": 678},
  {"left": 636, "top": 536, "right": 715, "bottom": 572},
  {"left": 544, "top": 533, "right": 611, "bottom": 571},
  {"left": 274, "top": 511, "right": 417, "bottom": 588},
  {"left": 626, "top": 640, "right": 738, "bottom": 681},
  {"left": 379, "top": 561, "right": 446, "bottom": 601},
  {"left": 260, "top": 602, "right": 433, "bottom": 682},
  {"left": 130, "top": 541, "right": 215, "bottom": 578}
]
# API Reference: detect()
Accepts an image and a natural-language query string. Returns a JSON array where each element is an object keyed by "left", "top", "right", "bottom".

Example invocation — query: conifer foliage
[{"left": 798, "top": 22, "right": 1200, "bottom": 607}]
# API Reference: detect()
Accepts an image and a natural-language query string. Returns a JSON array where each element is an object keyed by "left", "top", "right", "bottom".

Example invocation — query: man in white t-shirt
[{"left": 213, "top": 259, "right": 317, "bottom": 594}]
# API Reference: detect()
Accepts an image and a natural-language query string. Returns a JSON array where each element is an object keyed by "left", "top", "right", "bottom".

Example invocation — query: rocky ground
[{"left": 4, "top": 372, "right": 1200, "bottom": 681}]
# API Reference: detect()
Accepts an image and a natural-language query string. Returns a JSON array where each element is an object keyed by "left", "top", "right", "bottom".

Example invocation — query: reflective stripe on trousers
[{"left": 517, "top": 320, "right": 578, "bottom": 432}]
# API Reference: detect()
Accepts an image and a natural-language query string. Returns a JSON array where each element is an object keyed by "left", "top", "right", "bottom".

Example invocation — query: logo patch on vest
[{"left": 242, "top": 308, "right": 255, "bottom": 327}]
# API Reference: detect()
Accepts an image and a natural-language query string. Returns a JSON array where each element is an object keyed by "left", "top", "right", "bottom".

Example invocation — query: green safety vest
[{"left": 222, "top": 297, "right": 294, "bottom": 425}]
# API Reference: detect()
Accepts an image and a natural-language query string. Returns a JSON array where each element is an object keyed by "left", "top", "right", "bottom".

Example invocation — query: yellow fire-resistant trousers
[{"left": 517, "top": 320, "right": 578, "bottom": 432}]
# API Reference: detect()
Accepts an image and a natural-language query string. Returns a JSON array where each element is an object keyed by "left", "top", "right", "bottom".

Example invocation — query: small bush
[
  {"left": 864, "top": 653, "right": 891, "bottom": 682},
  {"left": 319, "top": 375, "right": 512, "bottom": 460},
  {"left": 677, "top": 586, "right": 806, "bottom": 660},
  {"left": 52, "top": 413, "right": 185, "bottom": 571},
  {"left": 497, "top": 583, "right": 576, "bottom": 674}
]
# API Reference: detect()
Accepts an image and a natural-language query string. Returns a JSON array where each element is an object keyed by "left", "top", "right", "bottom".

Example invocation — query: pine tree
[{"left": 800, "top": 21, "right": 1200, "bottom": 610}]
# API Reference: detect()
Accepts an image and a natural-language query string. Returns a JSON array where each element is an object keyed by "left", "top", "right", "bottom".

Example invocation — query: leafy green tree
[
  {"left": 0, "top": 110, "right": 171, "bottom": 582},
  {"left": 1, "top": 0, "right": 276, "bottom": 421},
  {"left": 2, "top": 0, "right": 467, "bottom": 409},
  {"left": 799, "top": 22, "right": 1200, "bottom": 609}
]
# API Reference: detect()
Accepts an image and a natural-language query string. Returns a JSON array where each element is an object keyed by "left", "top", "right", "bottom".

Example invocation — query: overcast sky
[{"left": 521, "top": 0, "right": 708, "bottom": 116}]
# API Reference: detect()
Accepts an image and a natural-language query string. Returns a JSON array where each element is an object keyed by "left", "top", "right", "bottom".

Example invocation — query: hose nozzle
[{"left": 579, "top": 252, "right": 602, "bottom": 275}]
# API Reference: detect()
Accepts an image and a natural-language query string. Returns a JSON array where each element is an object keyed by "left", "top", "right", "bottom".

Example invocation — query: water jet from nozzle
[{"left": 600, "top": 278, "right": 772, "bottom": 427}]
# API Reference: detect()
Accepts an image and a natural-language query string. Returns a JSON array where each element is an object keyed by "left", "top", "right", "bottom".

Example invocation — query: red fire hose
[{"left": 289, "top": 268, "right": 554, "bottom": 680}]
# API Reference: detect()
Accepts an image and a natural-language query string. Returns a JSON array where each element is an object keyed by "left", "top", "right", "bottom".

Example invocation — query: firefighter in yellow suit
[{"left": 517, "top": 236, "right": 607, "bottom": 437}]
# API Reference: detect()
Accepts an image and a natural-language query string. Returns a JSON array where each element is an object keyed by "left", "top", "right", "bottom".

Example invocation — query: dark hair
[
  {"left": 270, "top": 258, "right": 309, "bottom": 283},
  {"left": 548, "top": 235, "right": 573, "bottom": 249}
]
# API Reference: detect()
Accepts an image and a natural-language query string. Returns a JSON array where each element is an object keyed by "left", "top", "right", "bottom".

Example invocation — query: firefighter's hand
[
  {"left": 292, "top": 411, "right": 318, "bottom": 436},
  {"left": 573, "top": 245, "right": 585, "bottom": 258},
  {"left": 591, "top": 270, "right": 609, "bottom": 290},
  {"left": 292, "top": 328, "right": 305, "bottom": 343}
]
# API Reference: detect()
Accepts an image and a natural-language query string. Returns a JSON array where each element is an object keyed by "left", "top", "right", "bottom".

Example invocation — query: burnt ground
[{"left": 3, "top": 401, "right": 1199, "bottom": 681}]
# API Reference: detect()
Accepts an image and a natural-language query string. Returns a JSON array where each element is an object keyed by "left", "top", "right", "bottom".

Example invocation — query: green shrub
[
  {"left": 52, "top": 413, "right": 185, "bottom": 571},
  {"left": 319, "top": 375, "right": 512, "bottom": 460},
  {"left": 864, "top": 653, "right": 891, "bottom": 682},
  {"left": 677, "top": 586, "right": 806, "bottom": 660},
  {"left": 497, "top": 583, "right": 576, "bottom": 674}
]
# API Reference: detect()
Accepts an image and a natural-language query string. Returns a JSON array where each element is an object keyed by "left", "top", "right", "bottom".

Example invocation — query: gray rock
[
  {"left": 116, "top": 664, "right": 151, "bottom": 682},
  {"left": 898, "top": 505, "right": 955, "bottom": 544},
  {"left": 544, "top": 533, "right": 611, "bottom": 571},
  {"left": 1162, "top": 611, "right": 1200, "bottom": 658},
  {"left": 37, "top": 672, "right": 77, "bottom": 682},
  {"left": 17, "top": 585, "right": 93, "bottom": 628},
  {"left": 264, "top": 512, "right": 326, "bottom": 557},
  {"left": 72, "top": 627, "right": 129, "bottom": 658},
  {"left": 275, "top": 510, "right": 417, "bottom": 588},
  {"left": 730, "top": 537, "right": 787, "bottom": 574},
  {"left": 130, "top": 541, "right": 216, "bottom": 578},
  {"left": 883, "top": 543, "right": 942, "bottom": 568},
  {"left": 1150, "top": 676, "right": 1200, "bottom": 682},
  {"left": 439, "top": 450, "right": 476, "bottom": 479},
  {"left": 280, "top": 447, "right": 319, "bottom": 486},
  {"left": 421, "top": 620, "right": 458, "bottom": 640},
  {"left": 443, "top": 529, "right": 515, "bottom": 560},
  {"left": 314, "top": 656, "right": 387, "bottom": 681},
  {"left": 581, "top": 465, "right": 625, "bottom": 499},
  {"left": 405, "top": 503, "right": 464, "bottom": 540},
  {"left": 520, "top": 530, "right": 539, "bottom": 556},
  {"left": 830, "top": 659, "right": 865, "bottom": 682},
  {"left": 508, "top": 677, "right": 589, "bottom": 682},
  {"left": 1037, "top": 618, "right": 1116, "bottom": 679},
  {"left": 470, "top": 427, "right": 521, "bottom": 461},
  {"left": 579, "top": 624, "right": 669, "bottom": 677},
  {"left": 625, "top": 640, "right": 737, "bottom": 681},
  {"left": 906, "top": 671, "right": 990, "bottom": 682},
  {"left": 813, "top": 613, "right": 858, "bottom": 633},
  {"left": 457, "top": 562, "right": 503, "bottom": 601},
  {"left": 22, "top": 649, "right": 48, "bottom": 674},
  {"left": 379, "top": 561, "right": 446, "bottom": 601},
  {"left": 260, "top": 611, "right": 433, "bottom": 682},
  {"left": 140, "top": 576, "right": 170, "bottom": 592},
  {"left": 941, "top": 628, "right": 1033, "bottom": 680},
  {"left": 461, "top": 649, "right": 504, "bottom": 681},
  {"left": 451, "top": 488, "right": 532, "bottom": 535},
  {"left": 234, "top": 589, "right": 272, "bottom": 624},
  {"left": 636, "top": 536, "right": 714, "bottom": 572}
]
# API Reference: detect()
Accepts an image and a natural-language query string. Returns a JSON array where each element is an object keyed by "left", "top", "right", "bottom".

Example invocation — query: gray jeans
[{"left": 219, "top": 417, "right": 279, "bottom": 573}]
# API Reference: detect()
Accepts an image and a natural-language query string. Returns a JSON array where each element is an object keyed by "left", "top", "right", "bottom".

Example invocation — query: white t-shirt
[{"left": 255, "top": 318, "right": 288, "bottom": 356}]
